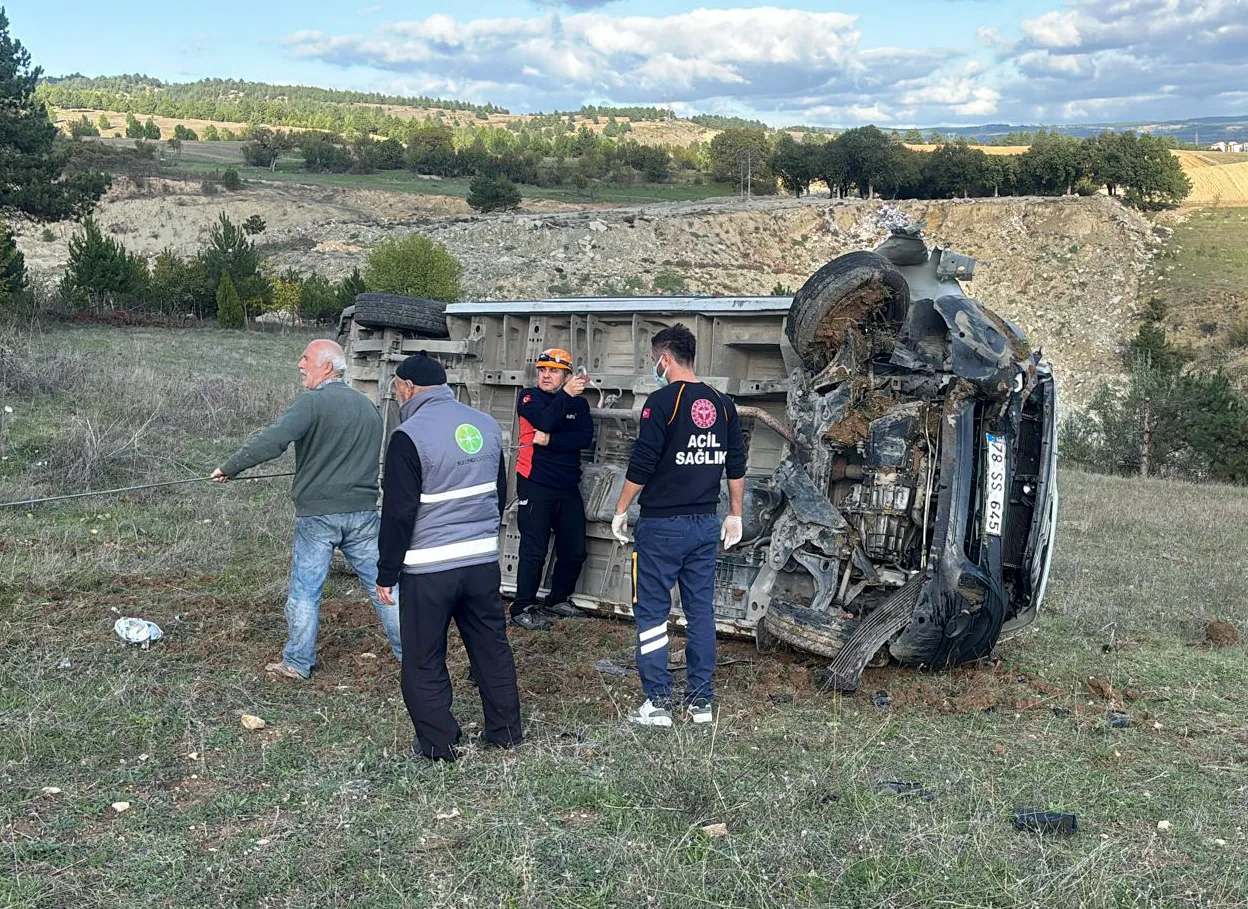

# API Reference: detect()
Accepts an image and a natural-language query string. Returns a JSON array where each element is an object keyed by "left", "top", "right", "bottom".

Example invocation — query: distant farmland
[{"left": 1173, "top": 151, "right": 1248, "bottom": 204}]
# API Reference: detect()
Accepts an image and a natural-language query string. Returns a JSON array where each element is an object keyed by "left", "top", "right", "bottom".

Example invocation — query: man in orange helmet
[{"left": 510, "top": 347, "right": 594, "bottom": 631}]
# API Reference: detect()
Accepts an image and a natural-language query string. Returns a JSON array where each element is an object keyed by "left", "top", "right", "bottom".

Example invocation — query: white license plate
[{"left": 984, "top": 433, "right": 1007, "bottom": 537}]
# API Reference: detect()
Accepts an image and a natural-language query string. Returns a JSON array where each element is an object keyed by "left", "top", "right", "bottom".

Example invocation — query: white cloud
[
  {"left": 1021, "top": 10, "right": 1082, "bottom": 49},
  {"left": 281, "top": 7, "right": 995, "bottom": 124},
  {"left": 998, "top": 0, "right": 1248, "bottom": 121},
  {"left": 281, "top": 2, "right": 1248, "bottom": 126}
]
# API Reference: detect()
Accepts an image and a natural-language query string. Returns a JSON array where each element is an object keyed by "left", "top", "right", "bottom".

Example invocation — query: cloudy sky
[{"left": 12, "top": 1, "right": 1248, "bottom": 127}]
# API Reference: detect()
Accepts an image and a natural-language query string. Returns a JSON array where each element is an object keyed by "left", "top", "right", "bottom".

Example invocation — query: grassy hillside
[
  {"left": 1147, "top": 206, "right": 1248, "bottom": 375},
  {"left": 1, "top": 325, "right": 1245, "bottom": 908},
  {"left": 56, "top": 106, "right": 1248, "bottom": 207}
]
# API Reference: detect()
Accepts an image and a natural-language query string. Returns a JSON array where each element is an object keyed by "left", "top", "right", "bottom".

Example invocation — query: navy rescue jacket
[
  {"left": 625, "top": 381, "right": 746, "bottom": 518},
  {"left": 515, "top": 385, "right": 593, "bottom": 489}
]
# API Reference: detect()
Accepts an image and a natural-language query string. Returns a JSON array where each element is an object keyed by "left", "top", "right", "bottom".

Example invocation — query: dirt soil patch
[
  {"left": 88, "top": 579, "right": 1073, "bottom": 721},
  {"left": 873, "top": 663, "right": 1072, "bottom": 715},
  {"left": 1205, "top": 619, "right": 1239, "bottom": 648}
]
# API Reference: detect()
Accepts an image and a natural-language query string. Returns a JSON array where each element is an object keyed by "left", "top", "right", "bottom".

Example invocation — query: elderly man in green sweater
[{"left": 211, "top": 338, "right": 401, "bottom": 680}]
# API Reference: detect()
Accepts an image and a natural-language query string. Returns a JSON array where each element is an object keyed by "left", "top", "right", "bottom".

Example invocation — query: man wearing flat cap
[{"left": 375, "top": 352, "right": 523, "bottom": 760}]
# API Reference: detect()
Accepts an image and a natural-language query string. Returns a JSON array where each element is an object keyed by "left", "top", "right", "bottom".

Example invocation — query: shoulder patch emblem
[
  {"left": 691, "top": 398, "right": 717, "bottom": 429},
  {"left": 642, "top": 407, "right": 651, "bottom": 420},
  {"left": 522, "top": 394, "right": 531, "bottom": 404}
]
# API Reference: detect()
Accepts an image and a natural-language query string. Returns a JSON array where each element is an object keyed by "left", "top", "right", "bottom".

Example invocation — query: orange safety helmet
[{"left": 535, "top": 347, "right": 573, "bottom": 371}]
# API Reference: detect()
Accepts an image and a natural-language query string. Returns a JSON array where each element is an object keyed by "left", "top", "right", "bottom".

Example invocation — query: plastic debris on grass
[{"left": 113, "top": 617, "right": 163, "bottom": 648}]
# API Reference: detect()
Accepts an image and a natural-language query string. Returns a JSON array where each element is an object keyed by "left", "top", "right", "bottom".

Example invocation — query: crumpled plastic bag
[{"left": 114, "top": 617, "right": 164, "bottom": 648}]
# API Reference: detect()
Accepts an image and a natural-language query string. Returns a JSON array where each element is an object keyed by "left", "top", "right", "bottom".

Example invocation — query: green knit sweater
[{"left": 221, "top": 380, "right": 382, "bottom": 517}]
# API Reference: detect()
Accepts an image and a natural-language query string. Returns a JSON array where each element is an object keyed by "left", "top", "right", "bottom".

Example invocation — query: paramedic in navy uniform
[{"left": 611, "top": 324, "right": 746, "bottom": 727}]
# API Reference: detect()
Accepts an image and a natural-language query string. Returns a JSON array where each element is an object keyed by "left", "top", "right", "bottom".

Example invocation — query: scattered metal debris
[
  {"left": 1012, "top": 808, "right": 1077, "bottom": 834},
  {"left": 593, "top": 659, "right": 634, "bottom": 677},
  {"left": 873, "top": 780, "right": 934, "bottom": 801}
]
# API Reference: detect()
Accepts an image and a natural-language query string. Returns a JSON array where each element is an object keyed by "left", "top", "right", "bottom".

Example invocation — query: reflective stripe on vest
[
  {"left": 404, "top": 535, "right": 499, "bottom": 567},
  {"left": 419, "top": 480, "right": 496, "bottom": 504}
]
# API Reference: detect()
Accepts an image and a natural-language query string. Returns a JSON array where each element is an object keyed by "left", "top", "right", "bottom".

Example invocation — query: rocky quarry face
[{"left": 17, "top": 183, "right": 1162, "bottom": 406}]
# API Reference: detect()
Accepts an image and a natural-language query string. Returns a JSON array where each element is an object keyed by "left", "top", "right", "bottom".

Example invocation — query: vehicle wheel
[
  {"left": 786, "top": 251, "right": 910, "bottom": 373},
  {"left": 352, "top": 293, "right": 450, "bottom": 337}
]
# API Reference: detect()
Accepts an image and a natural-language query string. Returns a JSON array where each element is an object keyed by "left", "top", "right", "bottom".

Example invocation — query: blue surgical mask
[{"left": 653, "top": 356, "right": 669, "bottom": 388}]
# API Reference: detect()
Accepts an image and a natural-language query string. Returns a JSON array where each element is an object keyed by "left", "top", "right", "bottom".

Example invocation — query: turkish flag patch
[
  {"left": 642, "top": 407, "right": 651, "bottom": 419},
  {"left": 522, "top": 394, "right": 531, "bottom": 404}
]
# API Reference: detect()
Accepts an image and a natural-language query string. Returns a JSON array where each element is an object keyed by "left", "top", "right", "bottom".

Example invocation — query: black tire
[
  {"left": 786, "top": 251, "right": 910, "bottom": 372},
  {"left": 760, "top": 599, "right": 852, "bottom": 661},
  {"left": 352, "top": 293, "right": 449, "bottom": 337}
]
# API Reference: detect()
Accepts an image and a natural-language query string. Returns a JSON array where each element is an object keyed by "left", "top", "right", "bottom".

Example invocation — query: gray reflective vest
[{"left": 395, "top": 385, "right": 503, "bottom": 575}]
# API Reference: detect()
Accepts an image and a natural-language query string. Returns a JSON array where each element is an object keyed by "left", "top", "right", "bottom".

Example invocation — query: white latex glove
[
  {"left": 720, "top": 516, "right": 743, "bottom": 549},
  {"left": 611, "top": 512, "right": 631, "bottom": 544}
]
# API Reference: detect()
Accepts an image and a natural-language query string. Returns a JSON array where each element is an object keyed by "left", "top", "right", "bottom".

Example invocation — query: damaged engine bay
[
  {"left": 341, "top": 223, "right": 1059, "bottom": 690},
  {"left": 758, "top": 227, "right": 1058, "bottom": 689}
]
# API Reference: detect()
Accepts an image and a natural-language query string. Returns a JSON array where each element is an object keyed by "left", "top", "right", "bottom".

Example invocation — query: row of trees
[
  {"left": 36, "top": 76, "right": 506, "bottom": 142},
  {"left": 749, "top": 127, "right": 1191, "bottom": 208},
  {"left": 226, "top": 120, "right": 1191, "bottom": 209},
  {"left": 54, "top": 211, "right": 355, "bottom": 323},
  {"left": 235, "top": 122, "right": 683, "bottom": 192}
]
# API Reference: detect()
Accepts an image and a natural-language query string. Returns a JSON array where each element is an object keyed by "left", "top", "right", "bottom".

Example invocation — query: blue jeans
[
  {"left": 282, "top": 510, "right": 402, "bottom": 677},
  {"left": 632, "top": 513, "right": 720, "bottom": 704}
]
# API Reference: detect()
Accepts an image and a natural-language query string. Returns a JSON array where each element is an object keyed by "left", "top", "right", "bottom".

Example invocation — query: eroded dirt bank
[{"left": 17, "top": 183, "right": 1159, "bottom": 405}]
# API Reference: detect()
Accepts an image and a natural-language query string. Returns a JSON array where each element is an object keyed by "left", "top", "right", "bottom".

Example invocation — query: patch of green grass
[
  {"left": 1, "top": 326, "right": 1246, "bottom": 908},
  {"left": 1153, "top": 207, "right": 1248, "bottom": 302},
  {"left": 1148, "top": 207, "right": 1248, "bottom": 365}
]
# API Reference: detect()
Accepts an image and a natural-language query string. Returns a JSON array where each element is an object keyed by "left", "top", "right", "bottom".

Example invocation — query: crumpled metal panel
[
  {"left": 866, "top": 402, "right": 924, "bottom": 469},
  {"left": 773, "top": 459, "right": 848, "bottom": 530},
  {"left": 935, "top": 249, "right": 976, "bottom": 280},
  {"left": 933, "top": 295, "right": 1019, "bottom": 397}
]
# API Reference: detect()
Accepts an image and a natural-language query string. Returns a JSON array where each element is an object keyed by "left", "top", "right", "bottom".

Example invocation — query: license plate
[{"left": 984, "top": 433, "right": 1006, "bottom": 537}]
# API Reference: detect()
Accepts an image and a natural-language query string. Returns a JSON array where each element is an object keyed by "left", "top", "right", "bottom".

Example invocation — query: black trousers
[
  {"left": 511, "top": 476, "right": 588, "bottom": 618},
  {"left": 399, "top": 561, "right": 523, "bottom": 760}
]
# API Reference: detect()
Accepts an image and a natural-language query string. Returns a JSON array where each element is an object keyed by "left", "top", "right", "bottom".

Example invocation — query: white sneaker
[
  {"left": 627, "top": 698, "right": 674, "bottom": 727},
  {"left": 686, "top": 699, "right": 713, "bottom": 725}
]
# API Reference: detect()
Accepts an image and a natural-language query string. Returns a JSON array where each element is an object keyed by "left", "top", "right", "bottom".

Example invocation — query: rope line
[{"left": 0, "top": 472, "right": 296, "bottom": 510}]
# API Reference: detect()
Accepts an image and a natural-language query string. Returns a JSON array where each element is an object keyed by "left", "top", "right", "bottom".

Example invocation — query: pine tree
[
  {"left": 0, "top": 9, "right": 109, "bottom": 220},
  {"left": 0, "top": 219, "right": 26, "bottom": 295},
  {"left": 466, "top": 174, "right": 521, "bottom": 213},
  {"left": 216, "top": 272, "right": 245, "bottom": 328},
  {"left": 335, "top": 267, "right": 366, "bottom": 310},
  {"left": 61, "top": 217, "right": 148, "bottom": 311}
]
